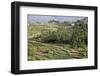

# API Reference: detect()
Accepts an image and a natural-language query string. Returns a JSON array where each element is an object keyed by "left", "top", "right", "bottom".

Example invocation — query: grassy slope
[{"left": 28, "top": 24, "right": 88, "bottom": 61}]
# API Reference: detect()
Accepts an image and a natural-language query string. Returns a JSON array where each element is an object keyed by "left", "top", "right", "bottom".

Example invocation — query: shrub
[{"left": 41, "top": 26, "right": 72, "bottom": 43}]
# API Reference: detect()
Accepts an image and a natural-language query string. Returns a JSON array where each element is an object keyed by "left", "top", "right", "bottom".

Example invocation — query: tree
[{"left": 71, "top": 20, "right": 88, "bottom": 48}]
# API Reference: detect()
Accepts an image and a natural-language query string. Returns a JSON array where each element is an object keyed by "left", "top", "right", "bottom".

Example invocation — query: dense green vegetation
[{"left": 28, "top": 18, "right": 88, "bottom": 61}]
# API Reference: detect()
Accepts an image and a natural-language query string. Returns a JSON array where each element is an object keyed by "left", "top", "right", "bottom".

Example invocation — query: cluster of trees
[
  {"left": 48, "top": 19, "right": 60, "bottom": 23},
  {"left": 34, "top": 18, "right": 88, "bottom": 48},
  {"left": 71, "top": 20, "right": 88, "bottom": 47},
  {"left": 48, "top": 20, "right": 72, "bottom": 26}
]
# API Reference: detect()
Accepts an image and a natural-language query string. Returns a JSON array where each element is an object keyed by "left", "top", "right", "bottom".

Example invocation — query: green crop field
[{"left": 28, "top": 20, "right": 88, "bottom": 61}]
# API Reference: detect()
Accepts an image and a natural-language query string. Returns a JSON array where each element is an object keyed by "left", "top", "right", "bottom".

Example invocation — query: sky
[{"left": 28, "top": 15, "right": 87, "bottom": 24}]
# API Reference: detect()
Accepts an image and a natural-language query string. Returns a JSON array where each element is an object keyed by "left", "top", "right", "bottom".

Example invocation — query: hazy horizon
[{"left": 28, "top": 15, "right": 87, "bottom": 24}]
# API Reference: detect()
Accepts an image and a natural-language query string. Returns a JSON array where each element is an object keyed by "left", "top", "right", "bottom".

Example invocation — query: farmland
[{"left": 28, "top": 20, "right": 88, "bottom": 61}]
